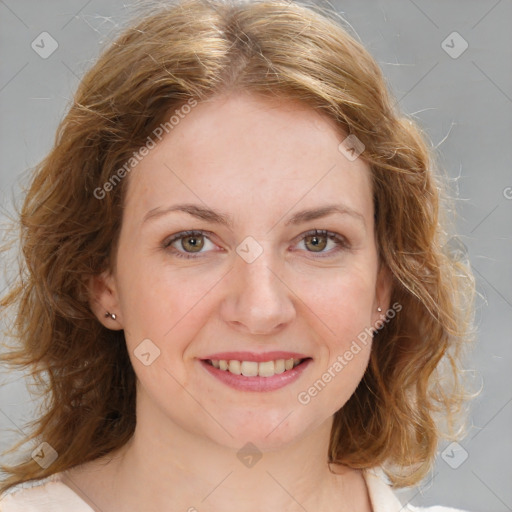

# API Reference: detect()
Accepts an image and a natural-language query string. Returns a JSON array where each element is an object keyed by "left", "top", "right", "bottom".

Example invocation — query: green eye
[
  {"left": 163, "top": 230, "right": 213, "bottom": 259},
  {"left": 297, "top": 229, "right": 349, "bottom": 257},
  {"left": 163, "top": 228, "right": 349, "bottom": 260},
  {"left": 177, "top": 233, "right": 205, "bottom": 253}
]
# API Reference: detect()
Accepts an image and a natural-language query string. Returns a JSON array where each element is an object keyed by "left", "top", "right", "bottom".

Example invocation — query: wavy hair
[{"left": 0, "top": 0, "right": 476, "bottom": 493}]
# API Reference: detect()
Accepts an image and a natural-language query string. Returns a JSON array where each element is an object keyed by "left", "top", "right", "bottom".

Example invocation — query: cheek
[
  {"left": 116, "top": 253, "right": 219, "bottom": 350},
  {"left": 300, "top": 264, "right": 376, "bottom": 339},
  {"left": 295, "top": 272, "right": 375, "bottom": 413}
]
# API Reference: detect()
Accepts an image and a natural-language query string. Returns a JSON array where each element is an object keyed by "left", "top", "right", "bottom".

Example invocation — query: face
[{"left": 92, "top": 91, "right": 391, "bottom": 451}]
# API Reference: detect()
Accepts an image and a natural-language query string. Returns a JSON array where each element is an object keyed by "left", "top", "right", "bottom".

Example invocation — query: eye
[
  {"left": 162, "top": 230, "right": 216, "bottom": 259},
  {"left": 294, "top": 229, "right": 350, "bottom": 257},
  {"left": 162, "top": 228, "right": 350, "bottom": 260}
]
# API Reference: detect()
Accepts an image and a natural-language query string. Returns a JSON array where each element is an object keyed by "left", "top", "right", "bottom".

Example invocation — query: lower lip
[{"left": 199, "top": 359, "right": 312, "bottom": 392}]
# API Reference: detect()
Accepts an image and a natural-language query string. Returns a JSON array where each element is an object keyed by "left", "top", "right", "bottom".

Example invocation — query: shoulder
[
  {"left": 362, "top": 468, "right": 472, "bottom": 512},
  {"left": 0, "top": 473, "right": 94, "bottom": 512}
]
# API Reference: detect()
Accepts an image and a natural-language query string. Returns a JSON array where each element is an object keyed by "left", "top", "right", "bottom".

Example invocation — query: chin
[{"left": 208, "top": 408, "right": 316, "bottom": 452}]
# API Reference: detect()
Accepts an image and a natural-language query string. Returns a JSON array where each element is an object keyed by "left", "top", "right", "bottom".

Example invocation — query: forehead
[{"left": 123, "top": 92, "right": 373, "bottom": 227}]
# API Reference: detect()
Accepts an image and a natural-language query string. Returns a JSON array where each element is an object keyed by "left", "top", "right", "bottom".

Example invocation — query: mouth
[
  {"left": 202, "top": 357, "right": 311, "bottom": 378},
  {"left": 198, "top": 351, "right": 312, "bottom": 391}
]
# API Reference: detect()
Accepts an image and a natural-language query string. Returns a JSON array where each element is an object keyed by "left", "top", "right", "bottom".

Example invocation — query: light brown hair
[{"left": 0, "top": 0, "right": 476, "bottom": 493}]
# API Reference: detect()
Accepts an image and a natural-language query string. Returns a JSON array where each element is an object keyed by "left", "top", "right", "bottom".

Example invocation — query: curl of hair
[{"left": 0, "top": 0, "right": 476, "bottom": 493}]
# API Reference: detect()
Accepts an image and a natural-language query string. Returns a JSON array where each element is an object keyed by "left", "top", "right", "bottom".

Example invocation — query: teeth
[
  {"left": 258, "top": 360, "right": 274, "bottom": 377},
  {"left": 228, "top": 360, "right": 241, "bottom": 375},
  {"left": 209, "top": 358, "right": 304, "bottom": 377},
  {"left": 274, "top": 359, "right": 285, "bottom": 374},
  {"left": 241, "top": 361, "right": 258, "bottom": 377}
]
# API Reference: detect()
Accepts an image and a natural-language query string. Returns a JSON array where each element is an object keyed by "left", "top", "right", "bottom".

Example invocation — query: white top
[{"left": 0, "top": 467, "right": 470, "bottom": 512}]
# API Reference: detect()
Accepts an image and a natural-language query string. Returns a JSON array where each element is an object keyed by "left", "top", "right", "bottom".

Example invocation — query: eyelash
[{"left": 162, "top": 229, "right": 350, "bottom": 260}]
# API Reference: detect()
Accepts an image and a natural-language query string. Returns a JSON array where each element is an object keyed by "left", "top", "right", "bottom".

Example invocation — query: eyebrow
[{"left": 143, "top": 203, "right": 366, "bottom": 230}]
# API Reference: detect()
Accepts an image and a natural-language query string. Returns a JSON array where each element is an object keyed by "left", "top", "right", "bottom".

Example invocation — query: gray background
[{"left": 0, "top": 1, "right": 511, "bottom": 511}]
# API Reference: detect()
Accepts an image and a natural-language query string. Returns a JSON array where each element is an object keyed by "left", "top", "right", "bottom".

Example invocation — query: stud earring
[
  {"left": 377, "top": 307, "right": 382, "bottom": 312},
  {"left": 105, "top": 311, "right": 117, "bottom": 320}
]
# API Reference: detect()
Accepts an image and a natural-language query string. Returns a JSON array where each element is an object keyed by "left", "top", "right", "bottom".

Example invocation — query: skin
[{"left": 68, "top": 91, "right": 392, "bottom": 512}]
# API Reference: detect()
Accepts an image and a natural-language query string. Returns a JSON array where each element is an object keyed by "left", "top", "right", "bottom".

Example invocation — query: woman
[{"left": 0, "top": 0, "right": 476, "bottom": 510}]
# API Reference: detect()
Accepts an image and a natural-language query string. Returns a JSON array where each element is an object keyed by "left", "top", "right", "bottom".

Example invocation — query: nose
[{"left": 220, "top": 248, "right": 296, "bottom": 336}]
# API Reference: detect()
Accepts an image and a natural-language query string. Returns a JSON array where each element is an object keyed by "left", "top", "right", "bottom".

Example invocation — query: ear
[
  {"left": 372, "top": 262, "right": 394, "bottom": 325},
  {"left": 86, "top": 270, "right": 123, "bottom": 330}
]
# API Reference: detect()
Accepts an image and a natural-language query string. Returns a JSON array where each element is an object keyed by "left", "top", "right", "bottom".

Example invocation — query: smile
[
  {"left": 206, "top": 358, "right": 305, "bottom": 377},
  {"left": 199, "top": 356, "right": 312, "bottom": 392}
]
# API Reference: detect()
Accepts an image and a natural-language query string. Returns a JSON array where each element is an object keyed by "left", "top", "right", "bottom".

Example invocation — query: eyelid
[
  {"left": 162, "top": 230, "right": 217, "bottom": 253},
  {"left": 162, "top": 228, "right": 350, "bottom": 259},
  {"left": 292, "top": 228, "right": 351, "bottom": 256}
]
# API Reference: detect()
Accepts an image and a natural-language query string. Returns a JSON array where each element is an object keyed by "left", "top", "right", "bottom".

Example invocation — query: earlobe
[{"left": 86, "top": 271, "right": 123, "bottom": 329}]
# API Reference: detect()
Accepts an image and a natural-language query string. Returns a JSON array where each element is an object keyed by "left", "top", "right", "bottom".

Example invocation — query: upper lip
[{"left": 200, "top": 351, "right": 310, "bottom": 362}]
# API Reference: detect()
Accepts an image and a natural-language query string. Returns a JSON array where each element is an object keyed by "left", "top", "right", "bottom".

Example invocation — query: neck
[{"left": 68, "top": 390, "right": 371, "bottom": 512}]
